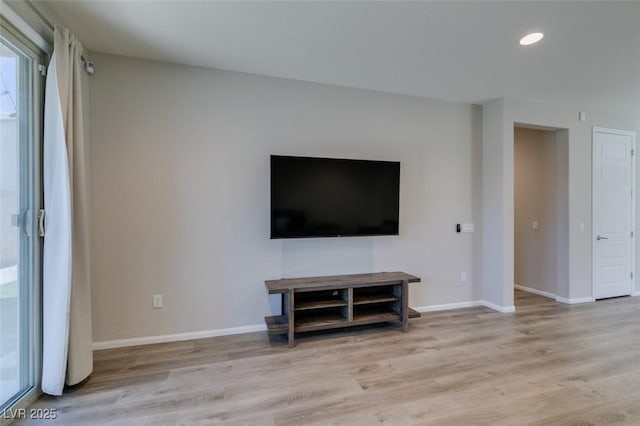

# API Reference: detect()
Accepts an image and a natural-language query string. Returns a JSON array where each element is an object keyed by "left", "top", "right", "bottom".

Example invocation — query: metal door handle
[
  {"left": 596, "top": 235, "right": 608, "bottom": 241},
  {"left": 38, "top": 209, "right": 45, "bottom": 237}
]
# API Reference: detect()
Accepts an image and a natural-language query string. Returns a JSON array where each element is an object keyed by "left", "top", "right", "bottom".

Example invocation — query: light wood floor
[{"left": 17, "top": 290, "right": 640, "bottom": 425}]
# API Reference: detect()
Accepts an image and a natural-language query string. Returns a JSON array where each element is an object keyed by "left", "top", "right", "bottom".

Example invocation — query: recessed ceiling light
[{"left": 519, "top": 32, "right": 544, "bottom": 46}]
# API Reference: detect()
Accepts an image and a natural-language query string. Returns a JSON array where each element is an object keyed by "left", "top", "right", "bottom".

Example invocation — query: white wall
[
  {"left": 482, "top": 99, "right": 511, "bottom": 308},
  {"left": 484, "top": 97, "right": 639, "bottom": 305},
  {"left": 88, "top": 53, "right": 483, "bottom": 343}
]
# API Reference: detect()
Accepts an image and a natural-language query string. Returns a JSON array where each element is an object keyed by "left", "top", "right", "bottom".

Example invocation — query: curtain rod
[{"left": 24, "top": 0, "right": 94, "bottom": 73}]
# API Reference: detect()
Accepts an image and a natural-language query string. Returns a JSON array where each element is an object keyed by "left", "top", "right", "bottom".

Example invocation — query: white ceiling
[{"left": 39, "top": 1, "right": 640, "bottom": 116}]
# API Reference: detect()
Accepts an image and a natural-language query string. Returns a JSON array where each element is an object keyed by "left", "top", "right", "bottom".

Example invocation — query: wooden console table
[{"left": 264, "top": 271, "right": 421, "bottom": 347}]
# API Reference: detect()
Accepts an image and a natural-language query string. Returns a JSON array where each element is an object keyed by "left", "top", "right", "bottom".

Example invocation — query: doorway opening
[{"left": 514, "top": 125, "right": 569, "bottom": 304}]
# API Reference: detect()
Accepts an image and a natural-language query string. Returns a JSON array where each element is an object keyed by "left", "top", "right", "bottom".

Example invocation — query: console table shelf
[
  {"left": 294, "top": 299, "right": 348, "bottom": 311},
  {"left": 264, "top": 271, "right": 421, "bottom": 347}
]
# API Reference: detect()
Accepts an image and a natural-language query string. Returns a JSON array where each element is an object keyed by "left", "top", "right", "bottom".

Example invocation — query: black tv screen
[{"left": 270, "top": 155, "right": 400, "bottom": 239}]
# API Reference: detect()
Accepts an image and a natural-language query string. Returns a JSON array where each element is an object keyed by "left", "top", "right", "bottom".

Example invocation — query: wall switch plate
[
  {"left": 152, "top": 294, "right": 163, "bottom": 308},
  {"left": 461, "top": 223, "right": 474, "bottom": 233},
  {"left": 532, "top": 221, "right": 539, "bottom": 231},
  {"left": 460, "top": 272, "right": 468, "bottom": 282}
]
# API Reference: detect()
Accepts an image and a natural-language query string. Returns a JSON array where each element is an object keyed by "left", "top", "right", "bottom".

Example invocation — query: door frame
[
  {"left": 592, "top": 126, "right": 636, "bottom": 299},
  {"left": 0, "top": 14, "right": 47, "bottom": 412}
]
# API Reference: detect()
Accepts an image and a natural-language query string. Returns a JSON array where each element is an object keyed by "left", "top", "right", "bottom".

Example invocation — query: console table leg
[
  {"left": 401, "top": 280, "right": 409, "bottom": 332},
  {"left": 287, "top": 289, "right": 295, "bottom": 347}
]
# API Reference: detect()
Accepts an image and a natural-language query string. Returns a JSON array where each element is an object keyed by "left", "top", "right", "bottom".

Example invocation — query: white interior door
[{"left": 593, "top": 127, "right": 636, "bottom": 299}]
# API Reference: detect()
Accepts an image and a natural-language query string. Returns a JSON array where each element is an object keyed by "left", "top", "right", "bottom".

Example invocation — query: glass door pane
[{"left": 0, "top": 33, "right": 36, "bottom": 410}]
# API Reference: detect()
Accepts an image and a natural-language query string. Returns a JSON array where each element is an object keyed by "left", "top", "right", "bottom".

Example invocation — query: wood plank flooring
[{"left": 16, "top": 290, "right": 640, "bottom": 425}]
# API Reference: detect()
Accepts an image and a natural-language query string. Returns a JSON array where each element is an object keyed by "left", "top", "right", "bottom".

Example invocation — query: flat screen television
[{"left": 270, "top": 155, "right": 400, "bottom": 239}]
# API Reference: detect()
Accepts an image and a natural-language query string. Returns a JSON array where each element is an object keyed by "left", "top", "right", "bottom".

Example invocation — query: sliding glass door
[{"left": 0, "top": 22, "right": 44, "bottom": 411}]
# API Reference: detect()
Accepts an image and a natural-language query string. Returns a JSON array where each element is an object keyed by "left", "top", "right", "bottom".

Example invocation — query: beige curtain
[{"left": 42, "top": 26, "right": 92, "bottom": 395}]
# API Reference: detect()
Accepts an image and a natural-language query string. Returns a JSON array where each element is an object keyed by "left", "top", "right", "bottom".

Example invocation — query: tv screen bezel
[{"left": 270, "top": 155, "right": 400, "bottom": 239}]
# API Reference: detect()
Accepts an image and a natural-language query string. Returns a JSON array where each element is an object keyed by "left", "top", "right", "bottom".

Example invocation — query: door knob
[{"left": 596, "top": 235, "right": 608, "bottom": 241}]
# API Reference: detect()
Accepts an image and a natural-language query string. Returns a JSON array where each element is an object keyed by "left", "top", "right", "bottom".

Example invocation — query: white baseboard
[
  {"left": 92, "top": 324, "right": 266, "bottom": 351},
  {"left": 416, "top": 300, "right": 516, "bottom": 314},
  {"left": 482, "top": 300, "right": 516, "bottom": 313},
  {"left": 513, "top": 284, "right": 595, "bottom": 304},
  {"left": 414, "top": 301, "right": 484, "bottom": 313},
  {"left": 514, "top": 284, "right": 556, "bottom": 299},
  {"left": 555, "top": 296, "right": 594, "bottom": 304},
  {"left": 632, "top": 290, "right": 640, "bottom": 297},
  {"left": 94, "top": 294, "right": 541, "bottom": 351}
]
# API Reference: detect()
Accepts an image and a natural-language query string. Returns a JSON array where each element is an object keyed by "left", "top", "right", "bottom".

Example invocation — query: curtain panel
[{"left": 42, "top": 26, "right": 92, "bottom": 396}]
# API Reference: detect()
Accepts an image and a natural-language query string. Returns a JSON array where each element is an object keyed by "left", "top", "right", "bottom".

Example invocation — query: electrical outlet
[
  {"left": 460, "top": 272, "right": 468, "bottom": 283},
  {"left": 152, "top": 294, "right": 163, "bottom": 308}
]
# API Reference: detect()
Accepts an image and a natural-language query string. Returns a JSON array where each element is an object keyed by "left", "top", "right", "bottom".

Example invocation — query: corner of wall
[{"left": 481, "top": 98, "right": 514, "bottom": 309}]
